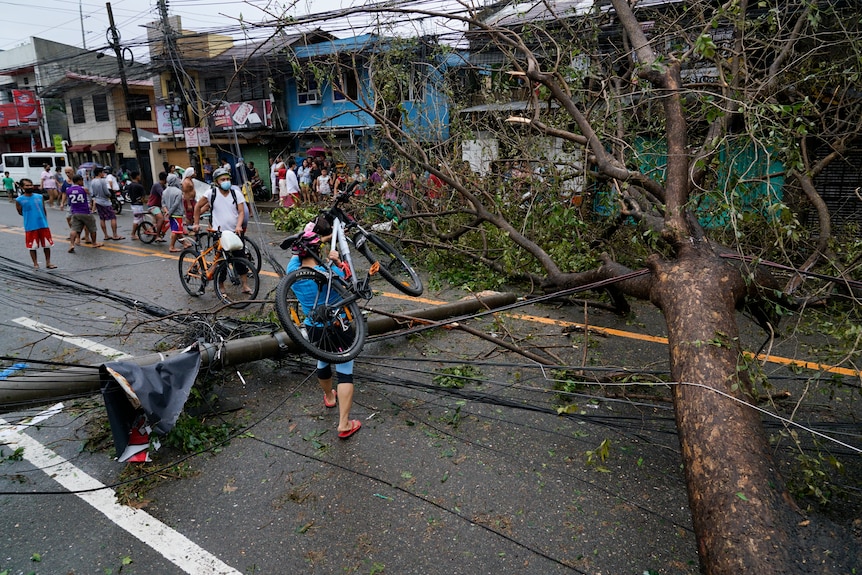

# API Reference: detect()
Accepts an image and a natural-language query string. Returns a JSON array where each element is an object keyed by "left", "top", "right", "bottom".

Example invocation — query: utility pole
[
  {"left": 106, "top": 2, "right": 152, "bottom": 189},
  {"left": 80, "top": 0, "right": 87, "bottom": 48}
]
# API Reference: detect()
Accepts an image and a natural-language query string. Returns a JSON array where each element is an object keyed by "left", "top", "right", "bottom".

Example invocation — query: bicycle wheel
[
  {"left": 354, "top": 232, "right": 423, "bottom": 296},
  {"left": 112, "top": 198, "right": 122, "bottom": 215},
  {"left": 178, "top": 248, "right": 206, "bottom": 296},
  {"left": 242, "top": 236, "right": 263, "bottom": 273},
  {"left": 137, "top": 220, "right": 157, "bottom": 243},
  {"left": 214, "top": 256, "right": 259, "bottom": 308},
  {"left": 275, "top": 268, "right": 366, "bottom": 363}
]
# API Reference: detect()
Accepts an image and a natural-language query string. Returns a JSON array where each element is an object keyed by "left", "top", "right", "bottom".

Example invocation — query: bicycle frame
[{"left": 329, "top": 216, "right": 360, "bottom": 292}]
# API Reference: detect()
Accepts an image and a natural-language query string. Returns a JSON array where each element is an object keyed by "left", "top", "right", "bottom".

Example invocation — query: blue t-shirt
[
  {"left": 17, "top": 193, "right": 49, "bottom": 231},
  {"left": 286, "top": 255, "right": 345, "bottom": 326}
]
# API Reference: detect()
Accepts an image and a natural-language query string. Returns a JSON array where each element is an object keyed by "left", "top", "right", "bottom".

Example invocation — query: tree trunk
[{"left": 650, "top": 245, "right": 818, "bottom": 574}]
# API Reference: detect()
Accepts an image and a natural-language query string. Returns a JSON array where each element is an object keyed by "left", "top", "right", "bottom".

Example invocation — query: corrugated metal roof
[
  {"left": 291, "top": 34, "right": 380, "bottom": 59},
  {"left": 460, "top": 100, "right": 555, "bottom": 113}
]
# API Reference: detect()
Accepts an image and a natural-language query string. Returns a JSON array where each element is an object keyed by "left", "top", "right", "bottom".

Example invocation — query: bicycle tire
[
  {"left": 354, "top": 232, "right": 423, "bottom": 296},
  {"left": 112, "top": 198, "right": 122, "bottom": 215},
  {"left": 242, "top": 236, "right": 263, "bottom": 273},
  {"left": 178, "top": 248, "right": 206, "bottom": 296},
  {"left": 137, "top": 220, "right": 157, "bottom": 244},
  {"left": 275, "top": 267, "right": 366, "bottom": 363},
  {"left": 214, "top": 256, "right": 259, "bottom": 308}
]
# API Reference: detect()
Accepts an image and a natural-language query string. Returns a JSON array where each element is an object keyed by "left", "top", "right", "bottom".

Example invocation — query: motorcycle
[
  {"left": 111, "top": 187, "right": 125, "bottom": 215},
  {"left": 250, "top": 175, "right": 270, "bottom": 202}
]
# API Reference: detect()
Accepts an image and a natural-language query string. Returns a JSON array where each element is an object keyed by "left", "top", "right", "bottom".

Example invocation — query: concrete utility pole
[
  {"left": 0, "top": 292, "right": 518, "bottom": 412},
  {"left": 106, "top": 2, "right": 152, "bottom": 189}
]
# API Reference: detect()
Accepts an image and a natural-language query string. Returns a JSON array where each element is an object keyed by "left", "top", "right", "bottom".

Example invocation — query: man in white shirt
[
  {"left": 192, "top": 167, "right": 251, "bottom": 294},
  {"left": 281, "top": 159, "right": 301, "bottom": 207}
]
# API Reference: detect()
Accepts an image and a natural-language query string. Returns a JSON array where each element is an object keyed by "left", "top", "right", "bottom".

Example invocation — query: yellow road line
[
  {"left": 507, "top": 312, "right": 859, "bottom": 377},
  {"left": 2, "top": 223, "right": 855, "bottom": 376}
]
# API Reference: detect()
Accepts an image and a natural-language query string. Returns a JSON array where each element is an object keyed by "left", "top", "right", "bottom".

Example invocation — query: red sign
[
  {"left": 0, "top": 90, "right": 41, "bottom": 128},
  {"left": 211, "top": 100, "right": 272, "bottom": 131}
]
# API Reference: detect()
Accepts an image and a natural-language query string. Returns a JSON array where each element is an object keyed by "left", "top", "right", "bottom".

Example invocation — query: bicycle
[
  {"left": 177, "top": 229, "right": 260, "bottom": 308},
  {"left": 274, "top": 189, "right": 423, "bottom": 363},
  {"left": 136, "top": 213, "right": 169, "bottom": 243}
]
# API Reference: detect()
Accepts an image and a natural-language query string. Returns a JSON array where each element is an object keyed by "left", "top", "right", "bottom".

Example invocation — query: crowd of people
[
  {"left": 268, "top": 153, "right": 447, "bottom": 213},
  {"left": 8, "top": 161, "right": 254, "bottom": 263}
]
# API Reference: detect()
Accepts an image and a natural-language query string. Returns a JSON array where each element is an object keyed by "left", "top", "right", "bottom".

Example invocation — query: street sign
[{"left": 183, "top": 127, "right": 211, "bottom": 148}]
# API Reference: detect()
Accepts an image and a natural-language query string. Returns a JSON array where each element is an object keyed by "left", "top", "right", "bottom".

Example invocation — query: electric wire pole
[{"left": 107, "top": 2, "right": 152, "bottom": 188}]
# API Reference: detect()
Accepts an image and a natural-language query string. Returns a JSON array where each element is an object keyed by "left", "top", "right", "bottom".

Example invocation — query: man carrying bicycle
[
  {"left": 192, "top": 167, "right": 252, "bottom": 295},
  {"left": 287, "top": 221, "right": 362, "bottom": 440}
]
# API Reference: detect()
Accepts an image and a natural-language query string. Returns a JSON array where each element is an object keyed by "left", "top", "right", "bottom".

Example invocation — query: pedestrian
[
  {"left": 269, "top": 155, "right": 281, "bottom": 197},
  {"left": 3, "top": 170, "right": 15, "bottom": 202},
  {"left": 40, "top": 164, "right": 59, "bottom": 208},
  {"left": 286, "top": 221, "right": 362, "bottom": 439},
  {"left": 147, "top": 171, "right": 167, "bottom": 242},
  {"left": 15, "top": 178, "right": 55, "bottom": 269},
  {"left": 126, "top": 171, "right": 146, "bottom": 240},
  {"left": 162, "top": 173, "right": 185, "bottom": 253},
  {"left": 104, "top": 166, "right": 121, "bottom": 200},
  {"left": 65, "top": 174, "right": 101, "bottom": 251},
  {"left": 346, "top": 164, "right": 366, "bottom": 195},
  {"left": 192, "top": 167, "right": 252, "bottom": 294},
  {"left": 332, "top": 166, "right": 347, "bottom": 196},
  {"left": 315, "top": 166, "right": 332, "bottom": 201},
  {"left": 90, "top": 167, "right": 125, "bottom": 241},
  {"left": 202, "top": 157, "right": 214, "bottom": 184},
  {"left": 298, "top": 158, "right": 312, "bottom": 204},
  {"left": 59, "top": 166, "right": 74, "bottom": 228},
  {"left": 281, "top": 158, "right": 300, "bottom": 207}
]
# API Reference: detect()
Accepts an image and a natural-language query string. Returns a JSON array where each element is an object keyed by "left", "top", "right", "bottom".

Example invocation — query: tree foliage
[{"left": 272, "top": 1, "right": 862, "bottom": 572}]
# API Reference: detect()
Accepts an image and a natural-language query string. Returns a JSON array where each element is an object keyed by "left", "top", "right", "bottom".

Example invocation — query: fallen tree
[{"left": 265, "top": 1, "right": 862, "bottom": 572}]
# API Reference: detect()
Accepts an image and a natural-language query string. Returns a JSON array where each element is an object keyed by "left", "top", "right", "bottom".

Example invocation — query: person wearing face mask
[{"left": 191, "top": 167, "right": 252, "bottom": 294}]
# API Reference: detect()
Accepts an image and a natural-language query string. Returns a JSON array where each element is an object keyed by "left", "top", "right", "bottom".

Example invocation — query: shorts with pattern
[
  {"left": 95, "top": 203, "right": 116, "bottom": 221},
  {"left": 170, "top": 215, "right": 184, "bottom": 234},
  {"left": 25, "top": 228, "right": 54, "bottom": 249},
  {"left": 132, "top": 205, "right": 145, "bottom": 225}
]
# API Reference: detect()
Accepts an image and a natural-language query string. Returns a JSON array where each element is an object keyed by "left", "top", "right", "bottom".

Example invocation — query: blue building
[{"left": 284, "top": 34, "right": 453, "bottom": 169}]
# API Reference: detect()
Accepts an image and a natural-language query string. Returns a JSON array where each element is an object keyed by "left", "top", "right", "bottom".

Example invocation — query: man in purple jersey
[{"left": 66, "top": 174, "right": 102, "bottom": 252}]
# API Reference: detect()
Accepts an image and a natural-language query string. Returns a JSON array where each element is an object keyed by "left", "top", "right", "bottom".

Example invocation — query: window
[
  {"left": 4, "top": 155, "right": 23, "bottom": 168},
  {"left": 239, "top": 72, "right": 265, "bottom": 101},
  {"left": 204, "top": 77, "right": 227, "bottom": 102},
  {"left": 332, "top": 73, "right": 359, "bottom": 103},
  {"left": 297, "top": 74, "right": 320, "bottom": 105},
  {"left": 93, "top": 94, "right": 109, "bottom": 122},
  {"left": 127, "top": 94, "right": 151, "bottom": 121},
  {"left": 70, "top": 97, "right": 85, "bottom": 124}
]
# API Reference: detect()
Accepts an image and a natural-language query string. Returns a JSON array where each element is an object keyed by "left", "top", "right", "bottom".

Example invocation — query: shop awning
[
  {"left": 66, "top": 144, "right": 91, "bottom": 153},
  {"left": 91, "top": 143, "right": 115, "bottom": 152}
]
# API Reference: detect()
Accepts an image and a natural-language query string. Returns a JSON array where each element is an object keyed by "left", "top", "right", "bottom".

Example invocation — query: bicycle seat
[{"left": 279, "top": 232, "right": 303, "bottom": 250}]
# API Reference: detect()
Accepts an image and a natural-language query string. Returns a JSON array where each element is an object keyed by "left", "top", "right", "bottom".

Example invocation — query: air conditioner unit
[{"left": 305, "top": 92, "right": 321, "bottom": 104}]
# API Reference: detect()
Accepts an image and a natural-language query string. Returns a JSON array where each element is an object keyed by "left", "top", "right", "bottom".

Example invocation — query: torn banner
[{"left": 100, "top": 345, "right": 201, "bottom": 462}]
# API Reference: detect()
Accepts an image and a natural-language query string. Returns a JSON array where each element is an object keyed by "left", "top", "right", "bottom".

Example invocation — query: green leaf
[{"left": 735, "top": 492, "right": 749, "bottom": 501}]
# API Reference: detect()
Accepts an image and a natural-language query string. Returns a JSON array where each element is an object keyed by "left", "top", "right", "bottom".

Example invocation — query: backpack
[{"left": 210, "top": 186, "right": 250, "bottom": 231}]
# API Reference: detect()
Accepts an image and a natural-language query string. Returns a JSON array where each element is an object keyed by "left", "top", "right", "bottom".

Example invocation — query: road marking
[
  {"left": 0, "top": 405, "right": 241, "bottom": 575},
  {"left": 12, "top": 317, "right": 134, "bottom": 360},
  {"left": 4, "top": 222, "right": 855, "bottom": 377},
  {"left": 508, "top": 312, "right": 860, "bottom": 377}
]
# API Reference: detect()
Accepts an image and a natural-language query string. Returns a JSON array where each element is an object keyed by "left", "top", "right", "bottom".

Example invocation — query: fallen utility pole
[{"left": 0, "top": 292, "right": 518, "bottom": 412}]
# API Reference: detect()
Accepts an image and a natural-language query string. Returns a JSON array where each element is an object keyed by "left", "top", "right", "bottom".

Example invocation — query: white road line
[
  {"left": 12, "top": 317, "right": 134, "bottom": 360},
  {"left": 0, "top": 406, "right": 242, "bottom": 575}
]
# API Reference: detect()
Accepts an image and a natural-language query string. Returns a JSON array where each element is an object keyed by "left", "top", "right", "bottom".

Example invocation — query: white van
[{"left": 1, "top": 153, "right": 69, "bottom": 189}]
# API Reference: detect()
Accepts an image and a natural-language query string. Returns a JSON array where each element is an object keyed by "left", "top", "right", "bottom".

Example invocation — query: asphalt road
[{"left": 1, "top": 198, "right": 856, "bottom": 574}]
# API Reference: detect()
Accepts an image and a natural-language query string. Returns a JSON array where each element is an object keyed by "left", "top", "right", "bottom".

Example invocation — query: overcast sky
[{"left": 0, "top": 0, "right": 468, "bottom": 61}]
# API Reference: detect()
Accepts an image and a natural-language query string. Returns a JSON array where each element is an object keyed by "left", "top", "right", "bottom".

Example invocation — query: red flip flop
[
  {"left": 323, "top": 391, "right": 337, "bottom": 408},
  {"left": 338, "top": 419, "right": 362, "bottom": 439}
]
